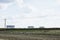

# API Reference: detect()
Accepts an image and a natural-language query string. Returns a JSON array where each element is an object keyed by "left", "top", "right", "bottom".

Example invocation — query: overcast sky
[{"left": 0, "top": 0, "right": 60, "bottom": 28}]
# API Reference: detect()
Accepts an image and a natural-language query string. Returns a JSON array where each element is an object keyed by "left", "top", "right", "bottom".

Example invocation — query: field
[{"left": 0, "top": 28, "right": 60, "bottom": 40}]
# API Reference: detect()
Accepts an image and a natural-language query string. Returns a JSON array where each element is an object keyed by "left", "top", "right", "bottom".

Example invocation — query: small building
[
  {"left": 7, "top": 25, "right": 15, "bottom": 28},
  {"left": 39, "top": 26, "right": 45, "bottom": 28},
  {"left": 28, "top": 26, "right": 34, "bottom": 29}
]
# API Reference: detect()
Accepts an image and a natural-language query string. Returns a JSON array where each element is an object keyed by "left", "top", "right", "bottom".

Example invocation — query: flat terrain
[
  {"left": 0, "top": 34, "right": 60, "bottom": 40},
  {"left": 0, "top": 28, "right": 60, "bottom": 40}
]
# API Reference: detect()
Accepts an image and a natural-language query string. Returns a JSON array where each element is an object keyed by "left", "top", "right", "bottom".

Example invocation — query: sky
[{"left": 0, "top": 0, "right": 60, "bottom": 28}]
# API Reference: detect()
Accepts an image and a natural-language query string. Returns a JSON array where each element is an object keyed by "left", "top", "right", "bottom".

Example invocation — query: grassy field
[
  {"left": 0, "top": 28, "right": 60, "bottom": 40},
  {"left": 0, "top": 28, "right": 60, "bottom": 35}
]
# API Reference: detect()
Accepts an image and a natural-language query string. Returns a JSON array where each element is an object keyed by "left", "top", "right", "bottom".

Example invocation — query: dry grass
[{"left": 0, "top": 29, "right": 60, "bottom": 40}]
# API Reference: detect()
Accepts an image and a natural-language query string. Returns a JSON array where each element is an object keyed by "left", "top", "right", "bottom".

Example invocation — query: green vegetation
[
  {"left": 0, "top": 28, "right": 60, "bottom": 40},
  {"left": 0, "top": 28, "right": 60, "bottom": 35}
]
